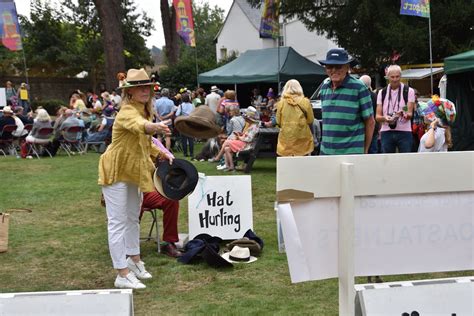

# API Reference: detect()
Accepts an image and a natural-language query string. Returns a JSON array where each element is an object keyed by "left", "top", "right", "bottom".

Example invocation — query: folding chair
[
  {"left": 58, "top": 126, "right": 84, "bottom": 157},
  {"left": 23, "top": 124, "right": 33, "bottom": 134},
  {"left": 26, "top": 127, "right": 54, "bottom": 159},
  {"left": 0, "top": 124, "right": 18, "bottom": 156},
  {"left": 139, "top": 208, "right": 161, "bottom": 253}
]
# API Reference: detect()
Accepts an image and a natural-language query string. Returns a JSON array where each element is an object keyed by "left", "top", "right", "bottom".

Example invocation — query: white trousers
[{"left": 102, "top": 182, "right": 142, "bottom": 269}]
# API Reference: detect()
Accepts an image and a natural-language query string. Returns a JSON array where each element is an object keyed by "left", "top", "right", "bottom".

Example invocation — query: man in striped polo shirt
[{"left": 318, "top": 49, "right": 375, "bottom": 155}]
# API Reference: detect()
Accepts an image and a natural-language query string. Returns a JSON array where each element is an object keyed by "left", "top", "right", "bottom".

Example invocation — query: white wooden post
[{"left": 338, "top": 162, "right": 355, "bottom": 316}]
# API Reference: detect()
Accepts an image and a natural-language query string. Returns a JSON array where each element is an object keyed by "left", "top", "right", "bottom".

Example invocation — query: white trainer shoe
[
  {"left": 127, "top": 257, "right": 152, "bottom": 280},
  {"left": 114, "top": 272, "right": 146, "bottom": 289},
  {"left": 216, "top": 164, "right": 226, "bottom": 170}
]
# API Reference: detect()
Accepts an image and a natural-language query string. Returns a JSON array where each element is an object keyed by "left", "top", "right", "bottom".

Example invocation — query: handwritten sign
[{"left": 188, "top": 175, "right": 253, "bottom": 240}]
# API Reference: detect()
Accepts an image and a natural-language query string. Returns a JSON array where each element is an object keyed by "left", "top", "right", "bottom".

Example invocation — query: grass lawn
[{"left": 0, "top": 149, "right": 472, "bottom": 315}]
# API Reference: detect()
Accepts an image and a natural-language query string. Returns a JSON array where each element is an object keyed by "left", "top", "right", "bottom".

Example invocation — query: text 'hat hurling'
[
  {"left": 174, "top": 105, "right": 221, "bottom": 139},
  {"left": 318, "top": 48, "right": 358, "bottom": 67},
  {"left": 153, "top": 158, "right": 199, "bottom": 201}
]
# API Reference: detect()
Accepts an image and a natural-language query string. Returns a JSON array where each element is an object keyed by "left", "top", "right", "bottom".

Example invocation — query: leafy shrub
[{"left": 31, "top": 99, "right": 67, "bottom": 115}]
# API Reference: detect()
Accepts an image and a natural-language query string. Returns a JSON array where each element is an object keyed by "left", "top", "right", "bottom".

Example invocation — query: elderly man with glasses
[{"left": 318, "top": 48, "right": 375, "bottom": 155}]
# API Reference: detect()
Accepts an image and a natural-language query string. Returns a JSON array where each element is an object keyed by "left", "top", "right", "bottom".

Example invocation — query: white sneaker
[
  {"left": 216, "top": 164, "right": 226, "bottom": 170},
  {"left": 127, "top": 257, "right": 152, "bottom": 280},
  {"left": 114, "top": 272, "right": 146, "bottom": 289}
]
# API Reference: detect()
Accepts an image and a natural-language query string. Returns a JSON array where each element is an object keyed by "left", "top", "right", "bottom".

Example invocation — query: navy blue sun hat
[
  {"left": 318, "top": 48, "right": 358, "bottom": 67},
  {"left": 178, "top": 239, "right": 205, "bottom": 264},
  {"left": 178, "top": 234, "right": 225, "bottom": 264}
]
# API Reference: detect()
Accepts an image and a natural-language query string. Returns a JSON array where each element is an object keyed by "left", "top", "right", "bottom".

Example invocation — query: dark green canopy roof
[
  {"left": 198, "top": 47, "right": 326, "bottom": 84},
  {"left": 444, "top": 50, "right": 474, "bottom": 75}
]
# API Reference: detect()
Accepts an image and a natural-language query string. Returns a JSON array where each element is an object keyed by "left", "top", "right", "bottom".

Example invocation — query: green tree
[
  {"left": 62, "top": 0, "right": 154, "bottom": 90},
  {"left": 19, "top": 0, "right": 87, "bottom": 77},
  {"left": 248, "top": 0, "right": 474, "bottom": 70},
  {"left": 159, "top": 2, "right": 225, "bottom": 89}
]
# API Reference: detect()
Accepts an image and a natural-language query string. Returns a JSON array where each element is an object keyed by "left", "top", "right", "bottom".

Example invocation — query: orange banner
[{"left": 173, "top": 0, "right": 195, "bottom": 47}]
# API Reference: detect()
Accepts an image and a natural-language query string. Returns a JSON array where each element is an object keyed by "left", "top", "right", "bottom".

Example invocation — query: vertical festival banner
[
  {"left": 400, "top": 0, "right": 430, "bottom": 18},
  {"left": 259, "top": 0, "right": 280, "bottom": 39},
  {"left": 0, "top": 0, "right": 22, "bottom": 51},
  {"left": 173, "top": 0, "right": 195, "bottom": 47}
]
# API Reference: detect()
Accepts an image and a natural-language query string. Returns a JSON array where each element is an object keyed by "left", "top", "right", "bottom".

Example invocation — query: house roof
[
  {"left": 198, "top": 47, "right": 326, "bottom": 84},
  {"left": 214, "top": 0, "right": 262, "bottom": 41},
  {"left": 235, "top": 0, "right": 261, "bottom": 31}
]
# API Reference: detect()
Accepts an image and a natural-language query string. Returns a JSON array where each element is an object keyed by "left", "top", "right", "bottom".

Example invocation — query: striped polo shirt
[{"left": 320, "top": 75, "right": 373, "bottom": 155}]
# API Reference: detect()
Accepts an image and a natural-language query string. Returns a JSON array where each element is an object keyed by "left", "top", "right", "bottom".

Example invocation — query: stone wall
[{"left": 0, "top": 76, "right": 98, "bottom": 103}]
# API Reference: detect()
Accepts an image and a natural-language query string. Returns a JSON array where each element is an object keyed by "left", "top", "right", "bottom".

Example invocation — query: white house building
[{"left": 215, "top": 0, "right": 339, "bottom": 63}]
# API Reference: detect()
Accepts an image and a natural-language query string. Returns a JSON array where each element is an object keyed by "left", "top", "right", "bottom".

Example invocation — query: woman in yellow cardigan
[
  {"left": 276, "top": 79, "right": 314, "bottom": 156},
  {"left": 99, "top": 69, "right": 171, "bottom": 289}
]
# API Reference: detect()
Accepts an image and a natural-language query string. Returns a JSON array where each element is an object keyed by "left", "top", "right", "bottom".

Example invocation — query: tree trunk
[
  {"left": 93, "top": 0, "right": 125, "bottom": 91},
  {"left": 161, "top": 0, "right": 179, "bottom": 65}
]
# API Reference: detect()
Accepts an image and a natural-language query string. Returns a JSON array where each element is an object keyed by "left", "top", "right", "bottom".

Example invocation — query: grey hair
[
  {"left": 386, "top": 65, "right": 402, "bottom": 76},
  {"left": 161, "top": 88, "right": 170, "bottom": 97},
  {"left": 360, "top": 75, "right": 372, "bottom": 91}
]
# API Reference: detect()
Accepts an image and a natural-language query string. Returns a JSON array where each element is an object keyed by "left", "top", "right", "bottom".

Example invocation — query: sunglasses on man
[{"left": 325, "top": 64, "right": 344, "bottom": 70}]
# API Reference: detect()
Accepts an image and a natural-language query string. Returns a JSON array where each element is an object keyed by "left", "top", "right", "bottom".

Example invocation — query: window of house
[{"left": 220, "top": 47, "right": 227, "bottom": 60}]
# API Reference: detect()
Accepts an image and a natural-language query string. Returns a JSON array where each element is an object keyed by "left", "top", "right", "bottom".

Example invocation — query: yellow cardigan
[
  {"left": 276, "top": 95, "right": 314, "bottom": 156},
  {"left": 98, "top": 100, "right": 163, "bottom": 192}
]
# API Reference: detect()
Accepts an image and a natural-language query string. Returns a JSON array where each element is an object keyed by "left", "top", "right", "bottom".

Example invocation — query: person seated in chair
[
  {"left": 141, "top": 190, "right": 183, "bottom": 258},
  {"left": 86, "top": 106, "right": 115, "bottom": 143},
  {"left": 59, "top": 109, "right": 81, "bottom": 140},
  {"left": 26, "top": 109, "right": 53, "bottom": 142},
  {"left": 211, "top": 106, "right": 260, "bottom": 171},
  {"left": 0, "top": 106, "right": 16, "bottom": 140}
]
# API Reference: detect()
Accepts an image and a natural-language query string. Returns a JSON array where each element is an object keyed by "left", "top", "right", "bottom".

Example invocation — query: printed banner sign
[
  {"left": 400, "top": 0, "right": 430, "bottom": 18},
  {"left": 279, "top": 192, "right": 474, "bottom": 283},
  {"left": 259, "top": 0, "right": 279, "bottom": 39},
  {"left": 188, "top": 175, "right": 253, "bottom": 240},
  {"left": 173, "top": 0, "right": 195, "bottom": 47},
  {"left": 0, "top": 0, "right": 22, "bottom": 51}
]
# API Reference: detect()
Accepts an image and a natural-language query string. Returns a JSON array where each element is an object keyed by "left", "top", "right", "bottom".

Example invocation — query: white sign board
[
  {"left": 278, "top": 192, "right": 474, "bottom": 283},
  {"left": 276, "top": 152, "right": 474, "bottom": 315},
  {"left": 188, "top": 175, "right": 253, "bottom": 240},
  {"left": 0, "top": 88, "right": 6, "bottom": 108},
  {"left": 0, "top": 289, "right": 133, "bottom": 316},
  {"left": 355, "top": 277, "right": 474, "bottom": 316}
]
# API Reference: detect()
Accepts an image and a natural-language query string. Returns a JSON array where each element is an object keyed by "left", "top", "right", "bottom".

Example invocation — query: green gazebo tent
[
  {"left": 445, "top": 50, "right": 474, "bottom": 150},
  {"left": 198, "top": 47, "right": 326, "bottom": 86}
]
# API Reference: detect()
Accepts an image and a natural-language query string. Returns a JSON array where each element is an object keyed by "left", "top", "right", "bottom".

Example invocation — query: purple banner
[
  {"left": 259, "top": 0, "right": 279, "bottom": 39},
  {"left": 0, "top": 0, "right": 22, "bottom": 51},
  {"left": 400, "top": 0, "right": 430, "bottom": 18}
]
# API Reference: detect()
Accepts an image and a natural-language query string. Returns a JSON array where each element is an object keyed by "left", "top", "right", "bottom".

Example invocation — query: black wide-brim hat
[
  {"left": 153, "top": 158, "right": 199, "bottom": 201},
  {"left": 318, "top": 48, "right": 358, "bottom": 67},
  {"left": 202, "top": 244, "right": 233, "bottom": 268},
  {"left": 174, "top": 106, "right": 221, "bottom": 139}
]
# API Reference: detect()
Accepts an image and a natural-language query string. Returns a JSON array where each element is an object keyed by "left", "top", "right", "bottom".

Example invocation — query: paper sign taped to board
[
  {"left": 278, "top": 192, "right": 474, "bottom": 283},
  {"left": 188, "top": 175, "right": 253, "bottom": 240}
]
